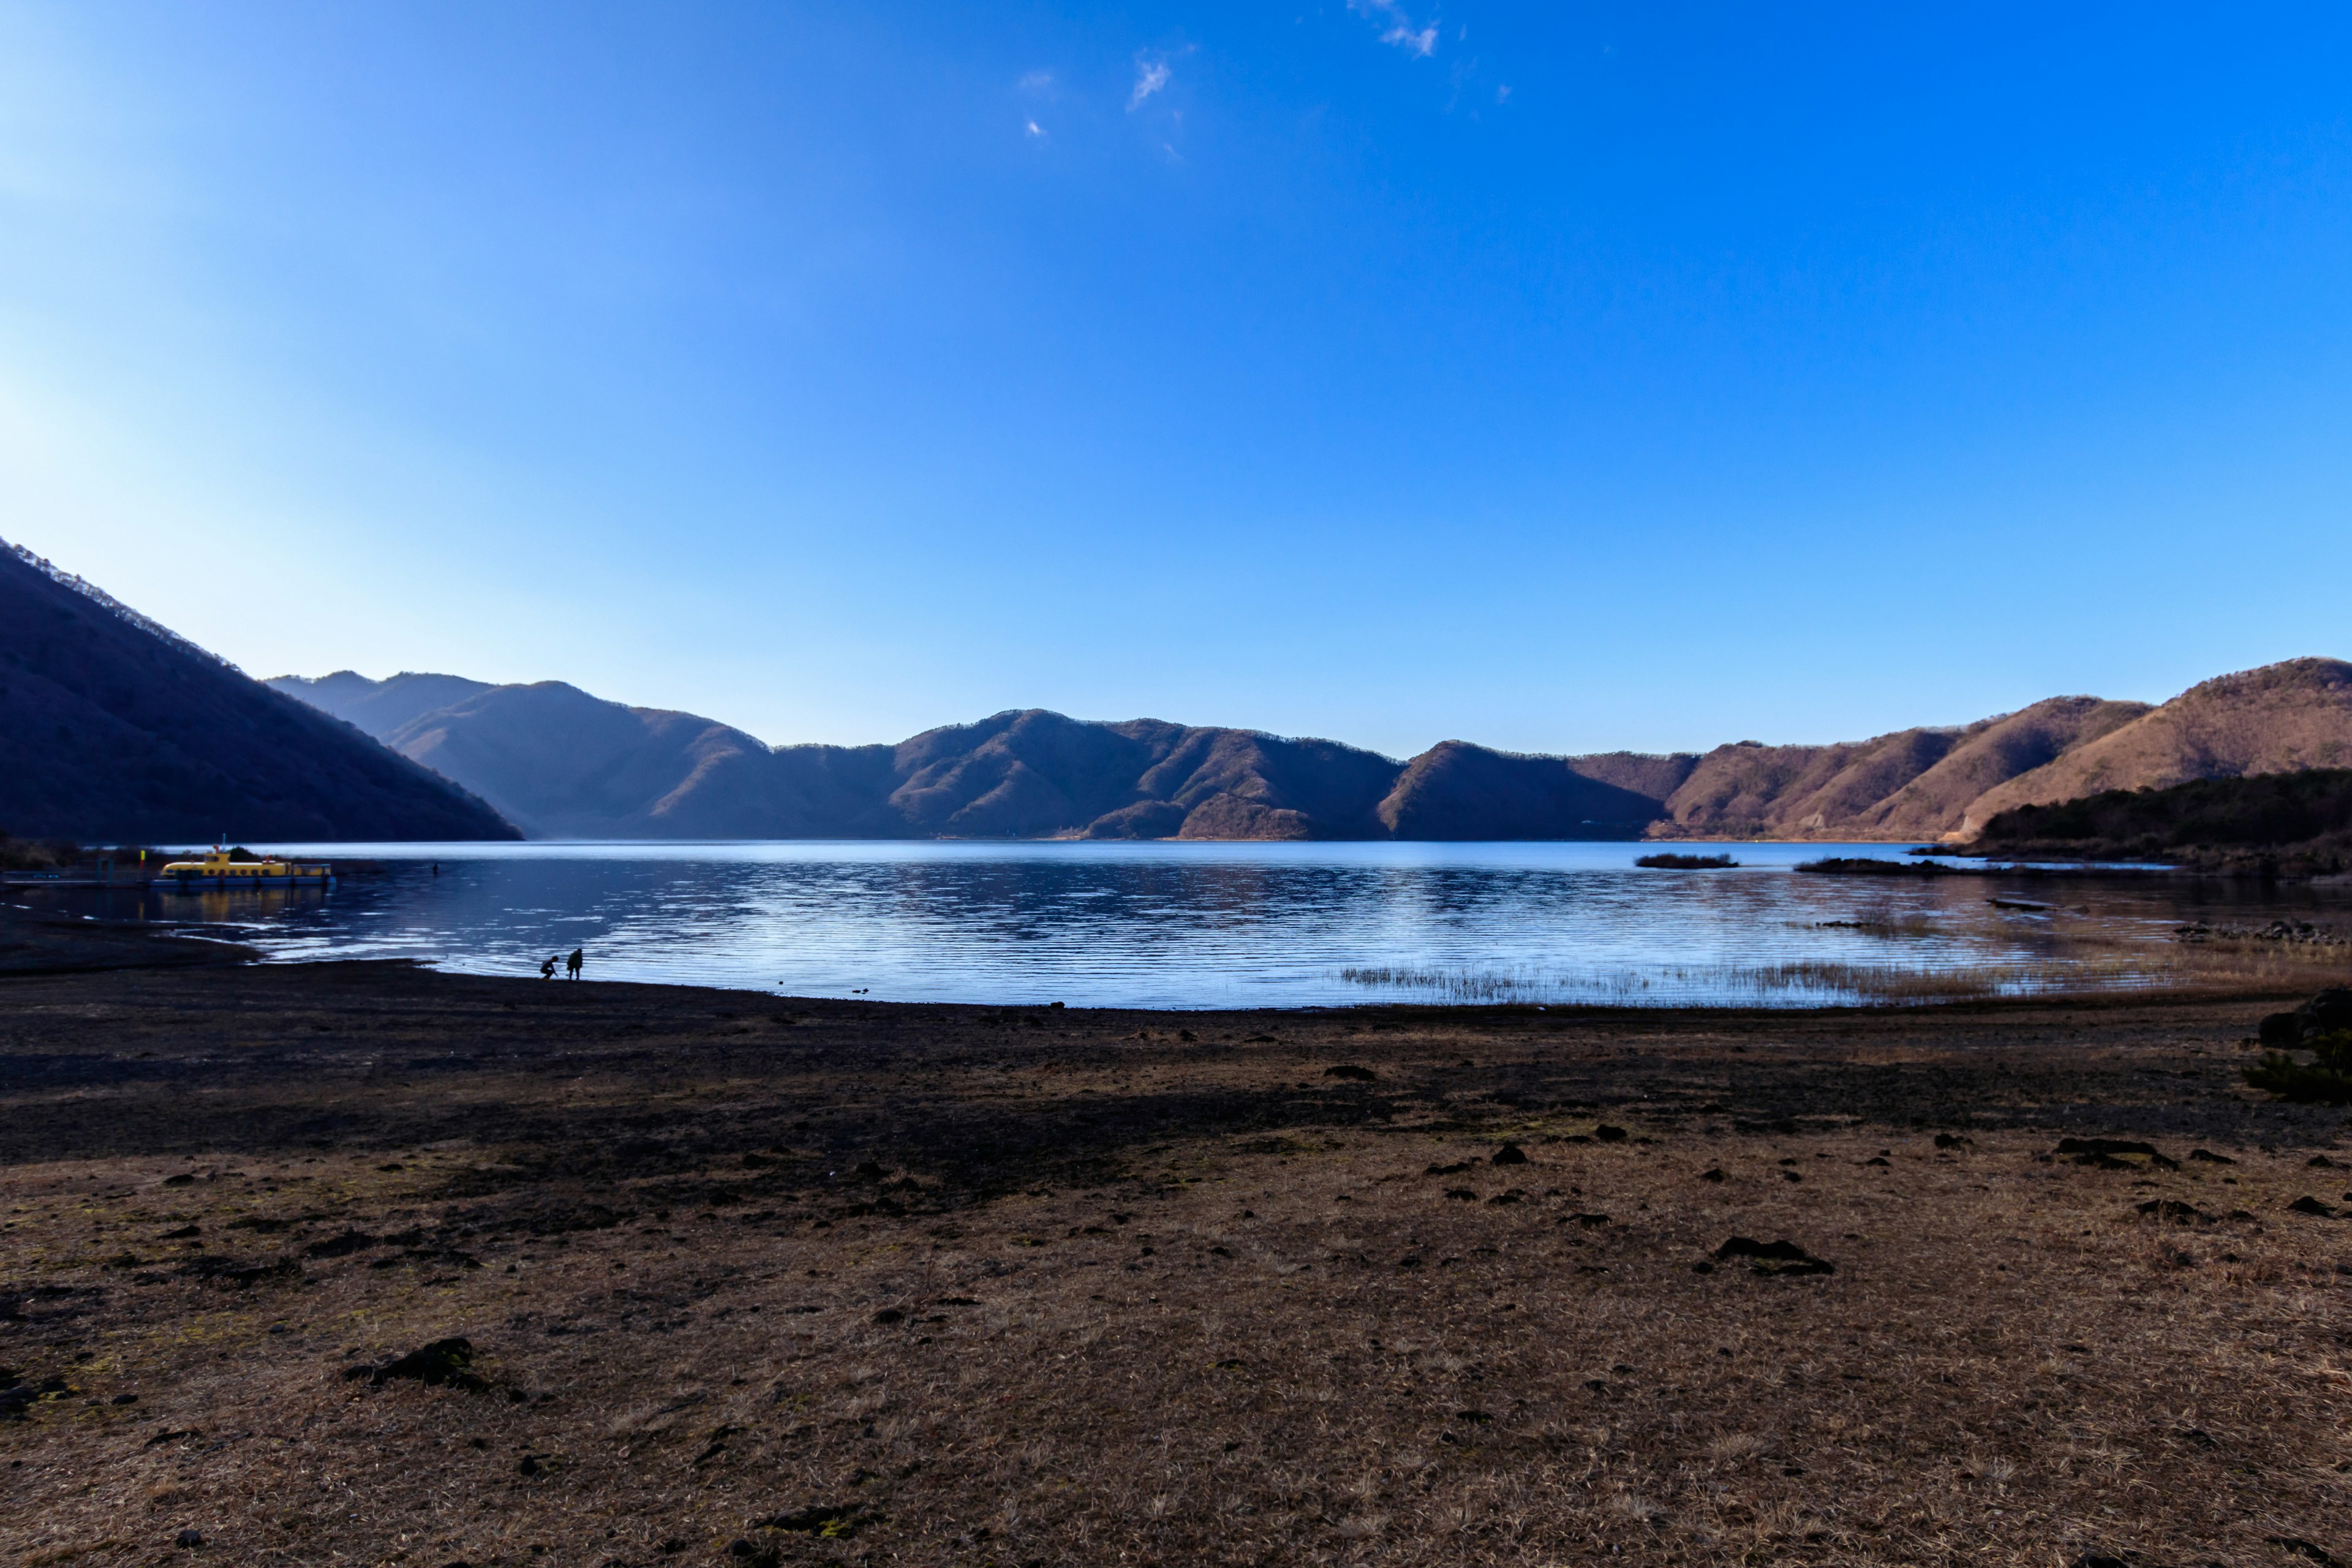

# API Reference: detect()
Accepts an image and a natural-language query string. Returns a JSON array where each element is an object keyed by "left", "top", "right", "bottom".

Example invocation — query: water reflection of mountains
[{"left": 72, "top": 845, "right": 2347, "bottom": 1011}]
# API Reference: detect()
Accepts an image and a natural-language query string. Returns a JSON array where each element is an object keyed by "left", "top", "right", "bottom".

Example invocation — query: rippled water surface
[{"left": 28, "top": 841, "right": 2351, "bottom": 1008}]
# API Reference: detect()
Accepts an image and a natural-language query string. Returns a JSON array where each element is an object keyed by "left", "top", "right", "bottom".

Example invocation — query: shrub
[
  {"left": 2244, "top": 1030, "right": 2352, "bottom": 1104},
  {"left": 1634, "top": 853, "right": 1738, "bottom": 869}
]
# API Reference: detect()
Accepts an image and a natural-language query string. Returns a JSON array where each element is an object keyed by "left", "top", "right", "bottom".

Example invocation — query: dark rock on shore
[
  {"left": 345, "top": 1337, "right": 490, "bottom": 1392},
  {"left": 1713, "top": 1237, "right": 1834, "bottom": 1276}
]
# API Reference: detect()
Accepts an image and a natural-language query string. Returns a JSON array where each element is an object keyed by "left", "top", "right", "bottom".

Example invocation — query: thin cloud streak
[
  {"left": 1128, "top": 54, "right": 1170, "bottom": 110},
  {"left": 1349, "top": 0, "right": 1439, "bottom": 58}
]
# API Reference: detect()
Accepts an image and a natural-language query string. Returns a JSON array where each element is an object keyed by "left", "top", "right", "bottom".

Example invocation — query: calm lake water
[{"left": 22, "top": 840, "right": 2350, "bottom": 1009}]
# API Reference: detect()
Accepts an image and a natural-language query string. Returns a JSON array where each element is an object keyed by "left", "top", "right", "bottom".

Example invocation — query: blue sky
[{"left": 4, "top": 3, "right": 2348, "bottom": 758}]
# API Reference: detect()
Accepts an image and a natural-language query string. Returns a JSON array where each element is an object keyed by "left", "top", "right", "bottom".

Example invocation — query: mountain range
[
  {"left": 272, "top": 657, "right": 2352, "bottom": 843},
  {"left": 7, "top": 536, "right": 2342, "bottom": 847},
  {"left": 0, "top": 541, "right": 517, "bottom": 843}
]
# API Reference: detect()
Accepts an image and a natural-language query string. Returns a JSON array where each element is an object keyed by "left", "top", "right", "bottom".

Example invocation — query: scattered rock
[
  {"left": 2056, "top": 1138, "right": 2179, "bottom": 1170},
  {"left": 344, "top": 1337, "right": 489, "bottom": 1392},
  {"left": 1491, "top": 1144, "right": 1529, "bottom": 1165},
  {"left": 175, "top": 1529, "right": 203, "bottom": 1548},
  {"left": 760, "top": 1504, "right": 875, "bottom": 1539},
  {"left": 2, "top": 1374, "right": 72, "bottom": 1419},
  {"left": 1444, "top": 1188, "right": 1479, "bottom": 1202},
  {"left": 1485, "top": 1189, "right": 1525, "bottom": 1206},
  {"left": 2310, "top": 1155, "right": 2340, "bottom": 1169},
  {"left": 2286, "top": 1196, "right": 2340, "bottom": 1218},
  {"left": 1932, "top": 1133, "right": 1974, "bottom": 1150},
  {"left": 2188, "top": 1148, "right": 2237, "bottom": 1164},
  {"left": 1864, "top": 1156, "right": 1891, "bottom": 1167},
  {"left": 1713, "top": 1237, "right": 1834, "bottom": 1276},
  {"left": 1425, "top": 1160, "right": 1478, "bottom": 1176},
  {"left": 2269, "top": 1538, "right": 2342, "bottom": 1568},
  {"left": 872, "top": 1308, "right": 906, "bottom": 1325},
  {"left": 1699, "top": 1167, "right": 1726, "bottom": 1182},
  {"left": 1594, "top": 1125, "right": 1629, "bottom": 1144},
  {"left": 1323, "top": 1065, "right": 1377, "bottom": 1082},
  {"left": 183, "top": 1256, "right": 301, "bottom": 1289},
  {"left": 302, "top": 1230, "right": 377, "bottom": 1259},
  {"left": 2136, "top": 1199, "right": 2215, "bottom": 1224},
  {"left": 159, "top": 1224, "right": 200, "bottom": 1240}
]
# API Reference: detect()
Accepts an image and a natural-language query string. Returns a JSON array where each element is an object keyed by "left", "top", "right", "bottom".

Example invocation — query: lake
[{"left": 20, "top": 840, "right": 2348, "bottom": 1009}]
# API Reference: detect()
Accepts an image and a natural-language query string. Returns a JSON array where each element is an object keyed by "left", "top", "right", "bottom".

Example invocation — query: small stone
[
  {"left": 1713, "top": 1236, "right": 1833, "bottom": 1276},
  {"left": 1594, "top": 1125, "right": 1629, "bottom": 1143},
  {"left": 2287, "top": 1196, "right": 2339, "bottom": 1217},
  {"left": 175, "top": 1529, "right": 203, "bottom": 1548},
  {"left": 1491, "top": 1144, "right": 1529, "bottom": 1165},
  {"left": 1699, "top": 1167, "right": 1725, "bottom": 1182}
]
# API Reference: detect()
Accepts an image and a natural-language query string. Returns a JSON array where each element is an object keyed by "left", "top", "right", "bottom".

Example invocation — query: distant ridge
[
  {"left": 265, "top": 656, "right": 2352, "bottom": 842},
  {"left": 1, "top": 542, "right": 519, "bottom": 843},
  {"left": 1958, "top": 658, "right": 2352, "bottom": 832}
]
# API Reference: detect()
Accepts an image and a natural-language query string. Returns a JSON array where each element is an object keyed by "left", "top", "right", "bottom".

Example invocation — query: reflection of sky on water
[{"left": 18, "top": 840, "right": 2350, "bottom": 1009}]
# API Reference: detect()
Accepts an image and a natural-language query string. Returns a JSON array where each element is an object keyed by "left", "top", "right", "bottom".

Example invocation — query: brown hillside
[
  {"left": 383, "top": 682, "right": 884, "bottom": 840},
  {"left": 1559, "top": 750, "right": 1700, "bottom": 802},
  {"left": 1962, "top": 658, "right": 2352, "bottom": 832},
  {"left": 1857, "top": 696, "right": 2152, "bottom": 837},
  {"left": 0, "top": 542, "right": 516, "bottom": 843},
  {"left": 1376, "top": 742, "right": 1668, "bottom": 839}
]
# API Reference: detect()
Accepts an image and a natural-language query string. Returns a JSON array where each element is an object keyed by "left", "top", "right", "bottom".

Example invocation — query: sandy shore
[{"left": 4, "top": 921, "right": 2351, "bottom": 1567}]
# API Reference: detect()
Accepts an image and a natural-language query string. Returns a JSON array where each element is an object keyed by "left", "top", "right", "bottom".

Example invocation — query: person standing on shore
[{"left": 567, "top": 947, "right": 584, "bottom": 981}]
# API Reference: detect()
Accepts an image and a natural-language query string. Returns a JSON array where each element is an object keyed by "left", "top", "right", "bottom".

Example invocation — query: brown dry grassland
[{"left": 6, "top": 937, "right": 2352, "bottom": 1567}]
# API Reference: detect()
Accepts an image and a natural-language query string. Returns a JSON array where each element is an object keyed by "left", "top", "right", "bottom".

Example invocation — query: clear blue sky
[{"left": 4, "top": 3, "right": 2348, "bottom": 758}]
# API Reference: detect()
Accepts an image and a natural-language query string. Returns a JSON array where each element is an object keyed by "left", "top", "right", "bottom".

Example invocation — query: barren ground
[{"left": 5, "top": 923, "right": 2352, "bottom": 1568}]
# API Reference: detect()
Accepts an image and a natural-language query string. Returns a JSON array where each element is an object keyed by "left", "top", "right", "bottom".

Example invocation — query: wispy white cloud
[
  {"left": 1349, "top": 0, "right": 1439, "bottom": 58},
  {"left": 1017, "top": 69, "right": 1054, "bottom": 94},
  {"left": 1024, "top": 118, "right": 1045, "bottom": 138},
  {"left": 1128, "top": 53, "right": 1171, "bottom": 110},
  {"left": 1494, "top": 83, "right": 1511, "bottom": 104},
  {"left": 1383, "top": 23, "right": 1437, "bottom": 57}
]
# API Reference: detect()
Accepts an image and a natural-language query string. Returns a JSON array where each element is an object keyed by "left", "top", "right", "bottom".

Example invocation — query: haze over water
[{"left": 39, "top": 841, "right": 2345, "bottom": 1009}]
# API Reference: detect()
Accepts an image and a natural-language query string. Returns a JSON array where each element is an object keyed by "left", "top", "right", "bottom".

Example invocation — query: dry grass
[{"left": 4, "top": 959, "right": 2352, "bottom": 1567}]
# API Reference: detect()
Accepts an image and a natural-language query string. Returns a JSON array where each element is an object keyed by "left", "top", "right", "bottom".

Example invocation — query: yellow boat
[{"left": 158, "top": 846, "right": 334, "bottom": 888}]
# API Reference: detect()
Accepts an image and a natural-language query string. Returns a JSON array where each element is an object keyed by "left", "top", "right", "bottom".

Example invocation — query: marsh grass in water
[{"left": 1340, "top": 959, "right": 2149, "bottom": 1005}]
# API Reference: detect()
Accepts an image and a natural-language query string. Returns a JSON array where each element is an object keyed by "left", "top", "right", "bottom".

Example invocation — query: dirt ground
[{"left": 4, "top": 925, "right": 2352, "bottom": 1568}]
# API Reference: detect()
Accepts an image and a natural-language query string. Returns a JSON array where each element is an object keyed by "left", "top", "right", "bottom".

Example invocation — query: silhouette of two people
[{"left": 539, "top": 948, "right": 587, "bottom": 980}]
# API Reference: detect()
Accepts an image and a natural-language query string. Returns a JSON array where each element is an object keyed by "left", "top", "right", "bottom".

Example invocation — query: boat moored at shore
[{"left": 156, "top": 846, "right": 334, "bottom": 888}]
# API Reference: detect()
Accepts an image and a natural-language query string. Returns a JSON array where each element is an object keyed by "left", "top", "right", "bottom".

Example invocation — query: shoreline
[{"left": 6, "top": 959, "right": 2352, "bottom": 1565}]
